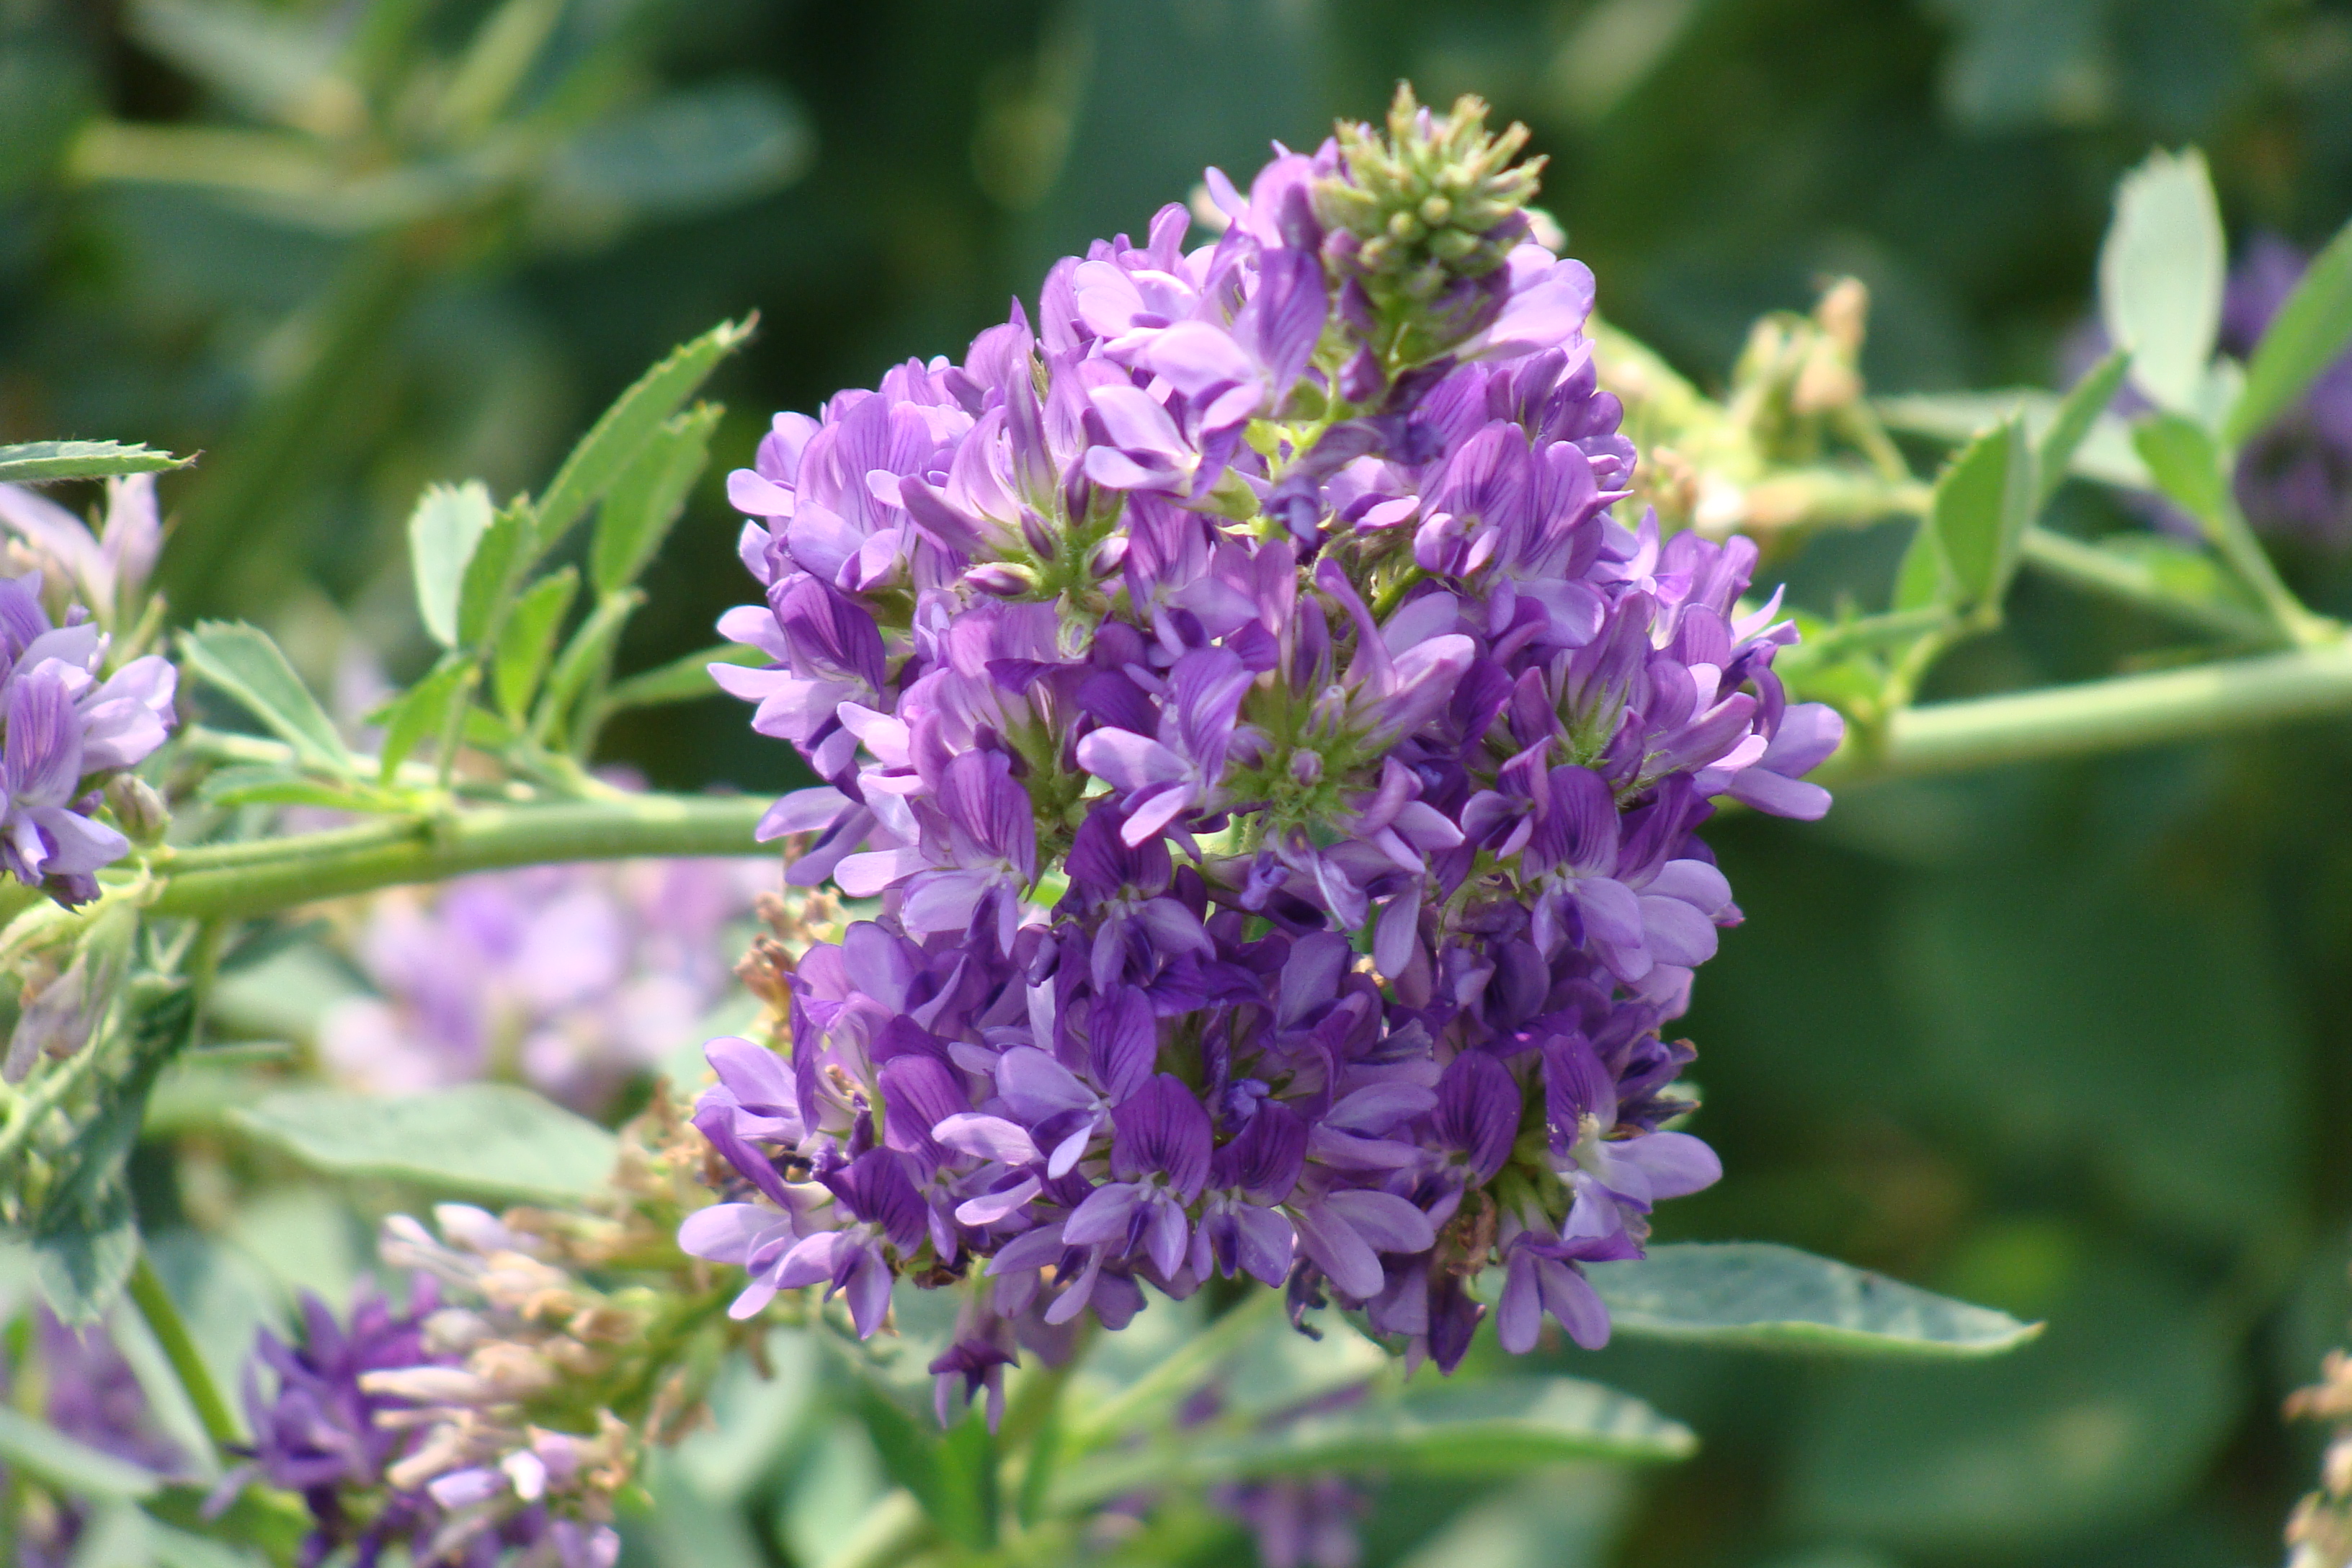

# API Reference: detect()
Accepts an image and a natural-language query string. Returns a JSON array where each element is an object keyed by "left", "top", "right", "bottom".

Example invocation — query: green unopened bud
[{"left": 104, "top": 775, "right": 169, "bottom": 845}]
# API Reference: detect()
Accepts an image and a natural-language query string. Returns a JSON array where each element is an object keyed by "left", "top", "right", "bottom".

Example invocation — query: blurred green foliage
[{"left": 9, "top": 0, "right": 2352, "bottom": 1564}]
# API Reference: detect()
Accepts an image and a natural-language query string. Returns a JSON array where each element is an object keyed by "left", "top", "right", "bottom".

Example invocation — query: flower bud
[
  {"left": 104, "top": 775, "right": 169, "bottom": 845},
  {"left": 966, "top": 562, "right": 1039, "bottom": 597}
]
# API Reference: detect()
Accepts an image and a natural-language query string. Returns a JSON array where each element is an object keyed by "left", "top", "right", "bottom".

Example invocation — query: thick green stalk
[
  {"left": 1832, "top": 640, "right": 2352, "bottom": 780},
  {"left": 147, "top": 793, "right": 770, "bottom": 920},
  {"left": 128, "top": 1253, "right": 242, "bottom": 1450}
]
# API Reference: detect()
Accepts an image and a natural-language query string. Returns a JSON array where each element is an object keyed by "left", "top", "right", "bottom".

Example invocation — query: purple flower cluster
[
  {"left": 230, "top": 1213, "right": 628, "bottom": 1568},
  {"left": 321, "top": 859, "right": 770, "bottom": 1113},
  {"left": 688, "top": 93, "right": 1840, "bottom": 1410}
]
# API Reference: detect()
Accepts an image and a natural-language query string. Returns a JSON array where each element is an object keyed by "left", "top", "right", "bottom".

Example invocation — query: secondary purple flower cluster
[
  {"left": 229, "top": 1213, "right": 627, "bottom": 1568},
  {"left": 0, "top": 478, "right": 176, "bottom": 909},
  {"left": 321, "top": 859, "right": 770, "bottom": 1115},
  {"left": 689, "top": 92, "right": 1839, "bottom": 1412}
]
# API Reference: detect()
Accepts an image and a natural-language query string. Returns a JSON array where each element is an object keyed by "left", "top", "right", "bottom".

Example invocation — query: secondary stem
[{"left": 128, "top": 1252, "right": 243, "bottom": 1450}]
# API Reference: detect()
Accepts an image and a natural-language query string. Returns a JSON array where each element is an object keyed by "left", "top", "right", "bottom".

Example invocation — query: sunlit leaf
[
  {"left": 2131, "top": 411, "right": 2229, "bottom": 524},
  {"left": 374, "top": 654, "right": 473, "bottom": 782},
  {"left": 2034, "top": 349, "right": 2131, "bottom": 508},
  {"left": 406, "top": 481, "right": 494, "bottom": 649},
  {"left": 228, "top": 1084, "right": 615, "bottom": 1205},
  {"left": 0, "top": 440, "right": 190, "bottom": 486},
  {"left": 178, "top": 623, "right": 352, "bottom": 775},
  {"left": 493, "top": 568, "right": 579, "bottom": 721},
  {"left": 2098, "top": 147, "right": 2224, "bottom": 415},
  {"left": 533, "top": 319, "right": 753, "bottom": 555},
  {"left": 1585, "top": 1242, "right": 2040, "bottom": 1356},
  {"left": 2226, "top": 215, "right": 2352, "bottom": 447},
  {"left": 455, "top": 501, "right": 531, "bottom": 651},
  {"left": 591, "top": 404, "right": 720, "bottom": 596}
]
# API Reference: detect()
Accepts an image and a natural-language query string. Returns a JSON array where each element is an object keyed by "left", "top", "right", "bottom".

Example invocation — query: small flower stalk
[{"left": 690, "top": 82, "right": 1843, "bottom": 1411}]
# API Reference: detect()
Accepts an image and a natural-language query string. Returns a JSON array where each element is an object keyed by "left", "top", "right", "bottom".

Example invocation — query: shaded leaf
[
  {"left": 30, "top": 975, "right": 194, "bottom": 1324},
  {"left": 0, "top": 440, "right": 190, "bottom": 486},
  {"left": 591, "top": 404, "right": 719, "bottom": 596},
  {"left": 1586, "top": 1242, "right": 2040, "bottom": 1356},
  {"left": 228, "top": 1084, "right": 615, "bottom": 1205},
  {"left": 1059, "top": 1376, "right": 1692, "bottom": 1506},
  {"left": 494, "top": 568, "right": 579, "bottom": 721},
  {"left": 406, "top": 481, "right": 494, "bottom": 649},
  {"left": 178, "top": 623, "right": 351, "bottom": 775},
  {"left": 854, "top": 1386, "right": 997, "bottom": 1550},
  {"left": 548, "top": 81, "right": 812, "bottom": 221},
  {"left": 0, "top": 1406, "right": 160, "bottom": 1500},
  {"left": 1791, "top": 1250, "right": 2239, "bottom": 1551},
  {"left": 2227, "top": 215, "right": 2352, "bottom": 446},
  {"left": 533, "top": 319, "right": 753, "bottom": 554},
  {"left": 195, "top": 765, "right": 369, "bottom": 810},
  {"left": 2098, "top": 148, "right": 2224, "bottom": 414}
]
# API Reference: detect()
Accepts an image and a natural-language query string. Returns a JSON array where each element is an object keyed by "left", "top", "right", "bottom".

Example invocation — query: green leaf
[
  {"left": 455, "top": 501, "right": 532, "bottom": 651},
  {"left": 374, "top": 654, "right": 474, "bottom": 782},
  {"left": 547, "top": 81, "right": 812, "bottom": 221},
  {"left": 854, "top": 1387, "right": 998, "bottom": 1549},
  {"left": 0, "top": 440, "right": 190, "bottom": 485},
  {"left": 195, "top": 764, "right": 370, "bottom": 809},
  {"left": 30, "top": 974, "right": 194, "bottom": 1325},
  {"left": 1790, "top": 1250, "right": 2239, "bottom": 1552},
  {"left": 533, "top": 319, "right": 753, "bottom": 555},
  {"left": 2227, "top": 215, "right": 2352, "bottom": 446},
  {"left": 591, "top": 404, "right": 720, "bottom": 596},
  {"left": 177, "top": 623, "right": 352, "bottom": 775},
  {"left": 1877, "top": 391, "right": 2152, "bottom": 490},
  {"left": 1058, "top": 1376, "right": 1692, "bottom": 1507},
  {"left": 124, "top": 0, "right": 343, "bottom": 133},
  {"left": 2034, "top": 349, "right": 2132, "bottom": 508},
  {"left": 0, "top": 1406, "right": 160, "bottom": 1499},
  {"left": 533, "top": 589, "right": 641, "bottom": 745},
  {"left": 2098, "top": 147, "right": 2224, "bottom": 414},
  {"left": 228, "top": 1084, "right": 616, "bottom": 1205},
  {"left": 1585, "top": 1242, "right": 2041, "bottom": 1356},
  {"left": 494, "top": 568, "right": 579, "bottom": 720},
  {"left": 2131, "top": 411, "right": 2229, "bottom": 525},
  {"left": 32, "top": 1174, "right": 139, "bottom": 1328},
  {"left": 602, "top": 643, "right": 765, "bottom": 713},
  {"left": 1928, "top": 417, "right": 2034, "bottom": 607},
  {"left": 1892, "top": 513, "right": 1954, "bottom": 613},
  {"left": 406, "top": 481, "right": 494, "bottom": 649}
]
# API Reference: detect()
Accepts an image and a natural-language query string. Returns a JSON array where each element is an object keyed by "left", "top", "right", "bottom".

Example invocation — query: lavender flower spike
[{"left": 691, "top": 83, "right": 1838, "bottom": 1402}]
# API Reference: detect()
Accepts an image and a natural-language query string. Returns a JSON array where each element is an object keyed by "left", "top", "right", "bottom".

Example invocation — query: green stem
[
  {"left": 128, "top": 1252, "right": 241, "bottom": 1450},
  {"left": 2018, "top": 527, "right": 2281, "bottom": 645},
  {"left": 2199, "top": 486, "right": 2335, "bottom": 648},
  {"left": 146, "top": 793, "right": 770, "bottom": 920},
  {"left": 1832, "top": 640, "right": 2352, "bottom": 781}
]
